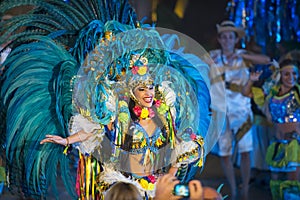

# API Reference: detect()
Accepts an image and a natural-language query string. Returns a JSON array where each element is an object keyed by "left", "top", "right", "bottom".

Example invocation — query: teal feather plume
[
  {"left": 0, "top": 0, "right": 137, "bottom": 53},
  {"left": 0, "top": 0, "right": 137, "bottom": 198},
  {"left": 1, "top": 36, "right": 78, "bottom": 199},
  {"left": 70, "top": 20, "right": 105, "bottom": 64}
]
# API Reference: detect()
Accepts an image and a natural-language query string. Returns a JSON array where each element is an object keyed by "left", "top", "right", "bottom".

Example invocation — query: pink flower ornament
[{"left": 132, "top": 66, "right": 139, "bottom": 74}]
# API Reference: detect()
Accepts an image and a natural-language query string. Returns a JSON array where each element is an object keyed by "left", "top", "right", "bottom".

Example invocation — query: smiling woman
[
  {"left": 0, "top": 1, "right": 224, "bottom": 199},
  {"left": 38, "top": 31, "right": 210, "bottom": 199},
  {"left": 133, "top": 85, "right": 155, "bottom": 107},
  {"left": 242, "top": 59, "right": 300, "bottom": 199},
  {"left": 280, "top": 64, "right": 299, "bottom": 91}
]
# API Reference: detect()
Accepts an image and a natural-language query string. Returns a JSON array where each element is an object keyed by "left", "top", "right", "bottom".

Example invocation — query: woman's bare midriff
[{"left": 275, "top": 122, "right": 300, "bottom": 140}]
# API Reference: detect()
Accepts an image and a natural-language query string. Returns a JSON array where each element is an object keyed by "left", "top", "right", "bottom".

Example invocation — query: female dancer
[
  {"left": 40, "top": 52, "right": 204, "bottom": 199},
  {"left": 0, "top": 1, "right": 224, "bottom": 199},
  {"left": 242, "top": 59, "right": 300, "bottom": 199}
]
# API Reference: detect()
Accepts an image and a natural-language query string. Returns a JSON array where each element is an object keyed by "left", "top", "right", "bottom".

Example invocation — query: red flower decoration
[
  {"left": 147, "top": 175, "right": 156, "bottom": 183},
  {"left": 148, "top": 108, "right": 155, "bottom": 118},
  {"left": 132, "top": 66, "right": 139, "bottom": 75},
  {"left": 154, "top": 100, "right": 161, "bottom": 107},
  {"left": 133, "top": 106, "right": 142, "bottom": 116},
  {"left": 190, "top": 133, "right": 197, "bottom": 140}
]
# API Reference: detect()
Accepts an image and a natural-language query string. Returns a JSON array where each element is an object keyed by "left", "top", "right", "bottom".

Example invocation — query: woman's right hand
[{"left": 40, "top": 135, "right": 67, "bottom": 146}]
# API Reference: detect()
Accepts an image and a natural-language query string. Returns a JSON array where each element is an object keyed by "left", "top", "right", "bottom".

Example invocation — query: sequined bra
[{"left": 269, "top": 89, "right": 300, "bottom": 123}]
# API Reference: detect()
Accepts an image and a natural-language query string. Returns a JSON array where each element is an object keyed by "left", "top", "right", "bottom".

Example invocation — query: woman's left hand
[{"left": 40, "top": 135, "right": 67, "bottom": 146}]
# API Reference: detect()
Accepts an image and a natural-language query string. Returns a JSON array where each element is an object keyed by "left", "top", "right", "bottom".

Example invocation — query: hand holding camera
[
  {"left": 173, "top": 180, "right": 204, "bottom": 200},
  {"left": 155, "top": 174, "right": 222, "bottom": 200},
  {"left": 173, "top": 183, "right": 190, "bottom": 197}
]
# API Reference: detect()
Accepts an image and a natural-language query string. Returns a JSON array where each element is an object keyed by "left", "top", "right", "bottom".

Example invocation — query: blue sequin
[{"left": 269, "top": 91, "right": 300, "bottom": 123}]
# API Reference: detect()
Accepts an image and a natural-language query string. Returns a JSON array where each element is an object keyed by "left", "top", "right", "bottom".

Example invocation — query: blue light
[
  {"left": 297, "top": 30, "right": 300, "bottom": 42},
  {"left": 276, "top": 33, "right": 281, "bottom": 43}
]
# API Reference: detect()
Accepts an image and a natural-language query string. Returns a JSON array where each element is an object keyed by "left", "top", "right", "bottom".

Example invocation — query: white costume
[{"left": 210, "top": 49, "right": 253, "bottom": 156}]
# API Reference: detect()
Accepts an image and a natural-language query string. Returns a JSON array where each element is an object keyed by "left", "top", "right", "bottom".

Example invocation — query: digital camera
[{"left": 173, "top": 183, "right": 190, "bottom": 197}]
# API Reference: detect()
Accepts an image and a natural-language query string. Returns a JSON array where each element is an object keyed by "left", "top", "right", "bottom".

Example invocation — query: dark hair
[
  {"left": 218, "top": 31, "right": 238, "bottom": 39},
  {"left": 128, "top": 97, "right": 141, "bottom": 122},
  {"left": 279, "top": 59, "right": 300, "bottom": 69}
]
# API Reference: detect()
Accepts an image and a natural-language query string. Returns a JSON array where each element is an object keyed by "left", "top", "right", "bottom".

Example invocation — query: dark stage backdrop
[{"left": 155, "top": 0, "right": 228, "bottom": 50}]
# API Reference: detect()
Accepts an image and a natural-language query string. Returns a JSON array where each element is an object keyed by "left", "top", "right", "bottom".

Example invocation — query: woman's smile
[
  {"left": 143, "top": 96, "right": 153, "bottom": 104},
  {"left": 133, "top": 84, "right": 155, "bottom": 107}
]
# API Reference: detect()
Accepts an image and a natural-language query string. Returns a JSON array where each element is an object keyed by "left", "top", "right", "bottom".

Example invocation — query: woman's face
[
  {"left": 280, "top": 65, "right": 298, "bottom": 89},
  {"left": 133, "top": 84, "right": 155, "bottom": 107},
  {"left": 217, "top": 31, "right": 239, "bottom": 52}
]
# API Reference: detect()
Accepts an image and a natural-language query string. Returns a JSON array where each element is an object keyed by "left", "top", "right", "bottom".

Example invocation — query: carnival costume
[
  {"left": 252, "top": 83, "right": 300, "bottom": 199},
  {"left": 0, "top": 0, "right": 225, "bottom": 199},
  {"left": 210, "top": 49, "right": 253, "bottom": 156}
]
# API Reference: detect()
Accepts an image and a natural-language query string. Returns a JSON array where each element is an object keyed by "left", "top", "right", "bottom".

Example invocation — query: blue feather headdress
[{"left": 72, "top": 25, "right": 225, "bottom": 171}]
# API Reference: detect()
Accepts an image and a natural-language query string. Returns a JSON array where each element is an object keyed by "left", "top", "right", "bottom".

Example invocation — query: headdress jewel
[{"left": 128, "top": 54, "right": 154, "bottom": 91}]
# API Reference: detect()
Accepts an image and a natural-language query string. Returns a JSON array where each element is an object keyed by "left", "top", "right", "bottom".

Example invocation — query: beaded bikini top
[{"left": 269, "top": 89, "right": 300, "bottom": 123}]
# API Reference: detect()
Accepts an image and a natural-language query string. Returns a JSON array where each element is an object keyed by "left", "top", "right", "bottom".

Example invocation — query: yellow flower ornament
[
  {"left": 148, "top": 183, "right": 155, "bottom": 190},
  {"left": 137, "top": 66, "right": 148, "bottom": 75},
  {"left": 139, "top": 178, "right": 155, "bottom": 191},
  {"left": 139, "top": 179, "right": 148, "bottom": 189},
  {"left": 140, "top": 108, "right": 149, "bottom": 119}
]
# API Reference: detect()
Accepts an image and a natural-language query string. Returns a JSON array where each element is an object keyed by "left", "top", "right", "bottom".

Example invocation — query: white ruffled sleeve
[{"left": 69, "top": 114, "right": 105, "bottom": 154}]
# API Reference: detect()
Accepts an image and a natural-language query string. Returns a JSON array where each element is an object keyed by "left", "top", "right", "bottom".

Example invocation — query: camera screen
[{"left": 173, "top": 184, "right": 190, "bottom": 197}]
